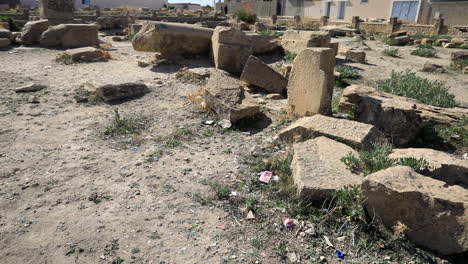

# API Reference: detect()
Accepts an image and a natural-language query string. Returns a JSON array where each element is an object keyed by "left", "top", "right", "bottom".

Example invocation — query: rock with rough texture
[
  {"left": 96, "top": 16, "right": 125, "bottom": 30},
  {"left": 279, "top": 114, "right": 386, "bottom": 148},
  {"left": 281, "top": 30, "right": 331, "bottom": 54},
  {"left": 132, "top": 21, "right": 213, "bottom": 58},
  {"left": 421, "top": 62, "right": 445, "bottom": 73},
  {"left": 212, "top": 26, "right": 252, "bottom": 75},
  {"left": 292, "top": 137, "right": 362, "bottom": 200},
  {"left": 362, "top": 166, "right": 468, "bottom": 255},
  {"left": 288, "top": 47, "right": 335, "bottom": 116},
  {"left": 436, "top": 38, "right": 450, "bottom": 46},
  {"left": 389, "top": 148, "right": 468, "bottom": 186},
  {"left": 451, "top": 38, "right": 466, "bottom": 45},
  {"left": 15, "top": 83, "right": 46, "bottom": 93},
  {"left": 339, "top": 85, "right": 468, "bottom": 146},
  {"left": 392, "top": 36, "right": 410, "bottom": 46},
  {"left": 64, "top": 47, "right": 106, "bottom": 62},
  {"left": 18, "top": 20, "right": 49, "bottom": 45},
  {"left": 0, "top": 22, "right": 9, "bottom": 30},
  {"left": 240, "top": 55, "right": 287, "bottom": 94},
  {"left": 451, "top": 51, "right": 468, "bottom": 61},
  {"left": 203, "top": 70, "right": 259, "bottom": 123},
  {"left": 254, "top": 22, "right": 267, "bottom": 32},
  {"left": 330, "top": 42, "right": 339, "bottom": 56},
  {"left": 246, "top": 32, "right": 281, "bottom": 54},
  {"left": 0, "top": 38, "right": 10, "bottom": 48},
  {"left": 0, "top": 29, "right": 12, "bottom": 40},
  {"left": 84, "top": 82, "right": 150, "bottom": 103},
  {"left": 40, "top": 24, "right": 99, "bottom": 48},
  {"left": 421, "top": 38, "right": 433, "bottom": 45},
  {"left": 389, "top": 31, "right": 407, "bottom": 38},
  {"left": 345, "top": 49, "right": 366, "bottom": 63}
]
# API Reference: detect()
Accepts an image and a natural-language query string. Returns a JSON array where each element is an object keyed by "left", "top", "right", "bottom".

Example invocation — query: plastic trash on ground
[{"left": 259, "top": 171, "right": 273, "bottom": 183}]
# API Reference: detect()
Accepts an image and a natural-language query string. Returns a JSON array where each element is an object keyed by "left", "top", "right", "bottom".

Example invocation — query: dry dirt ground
[{"left": 0, "top": 37, "right": 466, "bottom": 264}]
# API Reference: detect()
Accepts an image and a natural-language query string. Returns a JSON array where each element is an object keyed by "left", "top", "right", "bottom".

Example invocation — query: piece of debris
[
  {"left": 15, "top": 83, "right": 46, "bottom": 93},
  {"left": 324, "top": 236, "right": 334, "bottom": 247},
  {"left": 287, "top": 252, "right": 298, "bottom": 262},
  {"left": 259, "top": 171, "right": 273, "bottom": 184},
  {"left": 217, "top": 119, "right": 232, "bottom": 129},
  {"left": 246, "top": 210, "right": 255, "bottom": 220},
  {"left": 283, "top": 218, "right": 298, "bottom": 228},
  {"left": 335, "top": 250, "right": 345, "bottom": 259}
]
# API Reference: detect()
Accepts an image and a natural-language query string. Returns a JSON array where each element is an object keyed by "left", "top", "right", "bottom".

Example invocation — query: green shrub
[
  {"left": 341, "top": 145, "right": 428, "bottom": 176},
  {"left": 449, "top": 59, "right": 468, "bottom": 71},
  {"left": 0, "top": 16, "right": 21, "bottom": 31},
  {"left": 335, "top": 65, "right": 361, "bottom": 80},
  {"left": 284, "top": 50, "right": 297, "bottom": 61},
  {"left": 234, "top": 9, "right": 257, "bottom": 24},
  {"left": 383, "top": 37, "right": 398, "bottom": 46},
  {"left": 383, "top": 48, "right": 399, "bottom": 57},
  {"left": 104, "top": 110, "right": 145, "bottom": 136},
  {"left": 376, "top": 70, "right": 458, "bottom": 108},
  {"left": 410, "top": 45, "right": 437, "bottom": 57},
  {"left": 55, "top": 53, "right": 74, "bottom": 65}
]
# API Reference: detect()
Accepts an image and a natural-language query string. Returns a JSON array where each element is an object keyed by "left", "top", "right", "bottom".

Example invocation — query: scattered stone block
[
  {"left": 388, "top": 31, "right": 407, "bottom": 38},
  {"left": 0, "top": 29, "right": 12, "bottom": 40},
  {"left": 39, "top": 0, "right": 74, "bottom": 25},
  {"left": 203, "top": 70, "right": 259, "bottom": 123},
  {"left": 281, "top": 30, "right": 331, "bottom": 55},
  {"left": 132, "top": 21, "right": 213, "bottom": 57},
  {"left": 84, "top": 82, "right": 150, "bottom": 103},
  {"left": 393, "top": 36, "right": 410, "bottom": 46},
  {"left": 288, "top": 47, "right": 335, "bottom": 116},
  {"left": 362, "top": 166, "right": 468, "bottom": 255},
  {"left": 421, "top": 62, "right": 445, "bottom": 73},
  {"left": 15, "top": 83, "right": 46, "bottom": 93},
  {"left": 246, "top": 32, "right": 281, "bottom": 55},
  {"left": 451, "top": 51, "right": 468, "bottom": 61},
  {"left": 292, "top": 137, "right": 362, "bottom": 201},
  {"left": 339, "top": 85, "right": 468, "bottom": 146},
  {"left": 464, "top": 66, "right": 468, "bottom": 74},
  {"left": 0, "top": 38, "right": 10, "bottom": 48},
  {"left": 389, "top": 148, "right": 468, "bottom": 187},
  {"left": 443, "top": 42, "right": 455, "bottom": 48},
  {"left": 212, "top": 26, "right": 252, "bottom": 75},
  {"left": 436, "top": 38, "right": 450, "bottom": 46},
  {"left": 64, "top": 47, "right": 106, "bottom": 62},
  {"left": 18, "top": 19, "right": 49, "bottom": 45},
  {"left": 40, "top": 24, "right": 99, "bottom": 48},
  {"left": 420, "top": 38, "right": 433, "bottom": 45},
  {"left": 278, "top": 114, "right": 386, "bottom": 149},
  {"left": 451, "top": 38, "right": 466, "bottom": 45},
  {"left": 129, "top": 24, "right": 143, "bottom": 35},
  {"left": 240, "top": 55, "right": 287, "bottom": 94},
  {"left": 330, "top": 42, "right": 339, "bottom": 56},
  {"left": 345, "top": 49, "right": 366, "bottom": 63}
]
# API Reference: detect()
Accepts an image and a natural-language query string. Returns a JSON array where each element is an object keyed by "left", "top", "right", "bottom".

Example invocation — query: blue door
[
  {"left": 391, "top": 1, "right": 419, "bottom": 21},
  {"left": 338, "top": 1, "right": 346, "bottom": 20}
]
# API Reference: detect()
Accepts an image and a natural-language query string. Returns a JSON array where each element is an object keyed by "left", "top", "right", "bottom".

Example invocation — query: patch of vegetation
[
  {"left": 200, "top": 129, "right": 213, "bottom": 137},
  {"left": 335, "top": 65, "right": 361, "bottom": 80},
  {"left": 341, "top": 144, "right": 428, "bottom": 176},
  {"left": 410, "top": 45, "right": 437, "bottom": 58},
  {"left": 449, "top": 59, "right": 468, "bottom": 71},
  {"left": 127, "top": 33, "right": 136, "bottom": 40},
  {"left": 147, "top": 232, "right": 160, "bottom": 240},
  {"left": 383, "top": 37, "right": 398, "bottom": 46},
  {"left": 73, "top": 87, "right": 102, "bottom": 105},
  {"left": 411, "top": 34, "right": 452, "bottom": 46},
  {"left": 0, "top": 16, "right": 21, "bottom": 31},
  {"left": 284, "top": 50, "right": 297, "bottom": 62},
  {"left": 104, "top": 110, "right": 146, "bottom": 136},
  {"left": 414, "top": 118, "right": 468, "bottom": 153},
  {"left": 164, "top": 136, "right": 181, "bottom": 148},
  {"left": 258, "top": 30, "right": 283, "bottom": 37},
  {"left": 436, "top": 117, "right": 468, "bottom": 150},
  {"left": 206, "top": 181, "right": 231, "bottom": 200},
  {"left": 376, "top": 70, "right": 458, "bottom": 108},
  {"left": 383, "top": 48, "right": 399, "bottom": 57},
  {"left": 112, "top": 257, "right": 125, "bottom": 264},
  {"left": 145, "top": 150, "right": 163, "bottom": 162},
  {"left": 234, "top": 9, "right": 257, "bottom": 24},
  {"left": 55, "top": 53, "right": 74, "bottom": 65}
]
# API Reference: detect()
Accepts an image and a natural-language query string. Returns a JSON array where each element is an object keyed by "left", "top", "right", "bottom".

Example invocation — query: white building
[
  {"left": 75, "top": 0, "right": 168, "bottom": 9},
  {"left": 169, "top": 3, "right": 201, "bottom": 10}
]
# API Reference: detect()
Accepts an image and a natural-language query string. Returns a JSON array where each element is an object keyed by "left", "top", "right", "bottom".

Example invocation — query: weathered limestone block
[
  {"left": 330, "top": 42, "right": 339, "bottom": 56},
  {"left": 451, "top": 51, "right": 468, "bottom": 61},
  {"left": 240, "top": 55, "right": 287, "bottom": 94},
  {"left": 362, "top": 166, "right": 468, "bottom": 255},
  {"left": 392, "top": 36, "right": 410, "bottom": 46},
  {"left": 40, "top": 24, "right": 99, "bottom": 48},
  {"left": 0, "top": 38, "right": 10, "bottom": 48},
  {"left": 278, "top": 114, "right": 386, "bottom": 149},
  {"left": 281, "top": 30, "right": 331, "bottom": 54},
  {"left": 18, "top": 20, "right": 49, "bottom": 45},
  {"left": 345, "top": 49, "right": 366, "bottom": 63},
  {"left": 0, "top": 29, "right": 12, "bottom": 40},
  {"left": 246, "top": 32, "right": 281, "bottom": 55},
  {"left": 421, "top": 62, "right": 445, "bottom": 73},
  {"left": 84, "top": 82, "right": 150, "bottom": 103},
  {"left": 0, "top": 22, "right": 9, "bottom": 30},
  {"left": 212, "top": 26, "right": 252, "bottom": 76},
  {"left": 203, "top": 70, "right": 259, "bottom": 123},
  {"left": 389, "top": 148, "right": 468, "bottom": 187},
  {"left": 288, "top": 47, "right": 335, "bottom": 116},
  {"left": 96, "top": 16, "right": 126, "bottom": 30},
  {"left": 292, "top": 137, "right": 362, "bottom": 201},
  {"left": 339, "top": 85, "right": 468, "bottom": 146},
  {"left": 132, "top": 21, "right": 213, "bottom": 58},
  {"left": 39, "top": 0, "right": 74, "bottom": 25},
  {"left": 64, "top": 47, "right": 106, "bottom": 62}
]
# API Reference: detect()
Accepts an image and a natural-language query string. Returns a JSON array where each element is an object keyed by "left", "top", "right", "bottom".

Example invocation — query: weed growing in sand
[
  {"left": 206, "top": 181, "right": 231, "bottom": 200},
  {"left": 104, "top": 110, "right": 145, "bottom": 136},
  {"left": 449, "top": 59, "right": 468, "bottom": 71},
  {"left": 383, "top": 48, "right": 399, "bottom": 57},
  {"left": 55, "top": 53, "right": 74, "bottom": 65},
  {"left": 376, "top": 70, "right": 457, "bottom": 108},
  {"left": 336, "top": 65, "right": 361, "bottom": 80},
  {"left": 284, "top": 50, "right": 297, "bottom": 62},
  {"left": 200, "top": 129, "right": 213, "bottom": 137},
  {"left": 411, "top": 45, "right": 437, "bottom": 58},
  {"left": 164, "top": 136, "right": 181, "bottom": 148},
  {"left": 234, "top": 9, "right": 257, "bottom": 24},
  {"left": 341, "top": 145, "right": 428, "bottom": 176}
]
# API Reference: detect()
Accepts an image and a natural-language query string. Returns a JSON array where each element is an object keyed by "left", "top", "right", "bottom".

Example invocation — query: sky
[{"left": 169, "top": 0, "right": 218, "bottom": 7}]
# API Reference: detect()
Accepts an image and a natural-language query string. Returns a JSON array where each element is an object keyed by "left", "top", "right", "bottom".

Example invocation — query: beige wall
[
  {"left": 427, "top": 2, "right": 468, "bottom": 26},
  {"left": 326, "top": 0, "right": 394, "bottom": 21},
  {"left": 75, "top": 0, "right": 168, "bottom": 9}
]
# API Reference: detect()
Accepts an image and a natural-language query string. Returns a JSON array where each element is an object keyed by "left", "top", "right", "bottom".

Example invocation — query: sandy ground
[{"left": 0, "top": 37, "right": 466, "bottom": 264}]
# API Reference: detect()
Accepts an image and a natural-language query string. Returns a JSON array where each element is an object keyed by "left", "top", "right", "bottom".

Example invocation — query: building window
[
  {"left": 82, "top": 0, "right": 91, "bottom": 5},
  {"left": 361, "top": 0, "right": 368, "bottom": 3}
]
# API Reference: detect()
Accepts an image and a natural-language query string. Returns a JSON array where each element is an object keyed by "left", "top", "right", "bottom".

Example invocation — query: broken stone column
[
  {"left": 287, "top": 48, "right": 335, "bottom": 116},
  {"left": 39, "top": 0, "right": 74, "bottom": 25},
  {"left": 281, "top": 30, "right": 331, "bottom": 55},
  {"left": 240, "top": 55, "right": 287, "bottom": 94},
  {"left": 212, "top": 26, "right": 252, "bottom": 76}
]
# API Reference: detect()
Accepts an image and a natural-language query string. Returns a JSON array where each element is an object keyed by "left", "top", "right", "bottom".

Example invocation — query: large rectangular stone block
[{"left": 39, "top": 0, "right": 74, "bottom": 24}]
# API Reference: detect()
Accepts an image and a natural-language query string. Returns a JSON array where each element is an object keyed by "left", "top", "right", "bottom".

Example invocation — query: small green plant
[
  {"left": 383, "top": 37, "right": 398, "bottom": 46},
  {"left": 176, "top": 127, "right": 192, "bottom": 136},
  {"left": 145, "top": 150, "right": 163, "bottom": 162},
  {"left": 335, "top": 65, "right": 361, "bottom": 80},
  {"left": 147, "top": 232, "right": 160, "bottom": 240},
  {"left": 55, "top": 53, "right": 74, "bottom": 65},
  {"left": 334, "top": 185, "right": 366, "bottom": 221},
  {"left": 246, "top": 198, "right": 258, "bottom": 211},
  {"left": 435, "top": 117, "right": 468, "bottom": 150},
  {"left": 127, "top": 33, "right": 136, "bottom": 40},
  {"left": 234, "top": 9, "right": 257, "bottom": 24},
  {"left": 449, "top": 59, "right": 468, "bottom": 71},
  {"left": 376, "top": 70, "right": 457, "bottom": 108},
  {"left": 207, "top": 181, "right": 231, "bottom": 200},
  {"left": 0, "top": 16, "right": 21, "bottom": 31},
  {"left": 383, "top": 48, "right": 399, "bottom": 57},
  {"left": 164, "top": 136, "right": 181, "bottom": 148},
  {"left": 104, "top": 110, "right": 145, "bottom": 136},
  {"left": 112, "top": 257, "right": 125, "bottom": 264},
  {"left": 273, "top": 241, "right": 288, "bottom": 259},
  {"left": 284, "top": 50, "right": 297, "bottom": 62},
  {"left": 131, "top": 248, "right": 140, "bottom": 254},
  {"left": 410, "top": 45, "right": 437, "bottom": 58},
  {"left": 341, "top": 145, "right": 428, "bottom": 176},
  {"left": 200, "top": 129, "right": 213, "bottom": 137}
]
